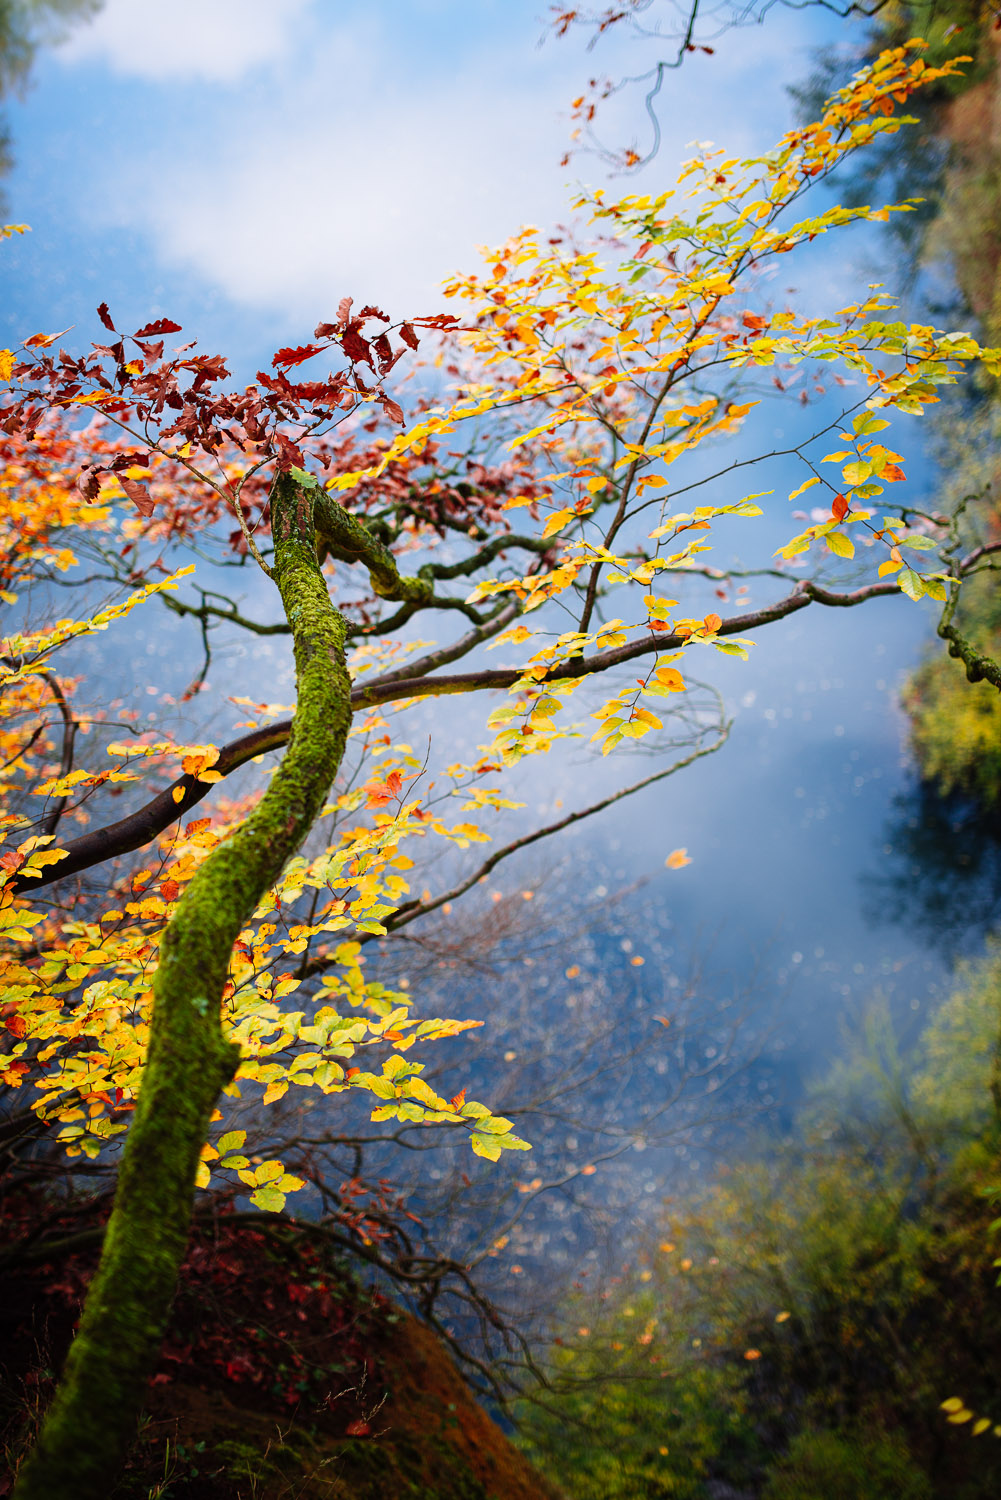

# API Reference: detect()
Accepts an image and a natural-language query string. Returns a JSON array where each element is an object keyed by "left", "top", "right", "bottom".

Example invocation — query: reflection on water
[{"left": 864, "top": 781, "right": 1001, "bottom": 956}]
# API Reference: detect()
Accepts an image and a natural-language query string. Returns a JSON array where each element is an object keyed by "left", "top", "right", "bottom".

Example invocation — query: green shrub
[{"left": 763, "top": 1427, "right": 933, "bottom": 1500}]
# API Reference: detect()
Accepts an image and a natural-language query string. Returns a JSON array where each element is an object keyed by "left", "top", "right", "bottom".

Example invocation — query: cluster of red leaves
[
  {"left": 0, "top": 299, "right": 460, "bottom": 519},
  {"left": 0, "top": 1190, "right": 388, "bottom": 1447}
]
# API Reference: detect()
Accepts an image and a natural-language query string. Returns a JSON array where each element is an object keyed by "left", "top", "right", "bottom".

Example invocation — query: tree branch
[{"left": 11, "top": 577, "right": 900, "bottom": 893}]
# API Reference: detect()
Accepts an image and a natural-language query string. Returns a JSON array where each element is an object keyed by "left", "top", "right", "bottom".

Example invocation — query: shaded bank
[{"left": 1, "top": 1202, "right": 562, "bottom": 1500}]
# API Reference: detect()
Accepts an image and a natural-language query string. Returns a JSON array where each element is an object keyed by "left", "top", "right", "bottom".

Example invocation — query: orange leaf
[
  {"left": 831, "top": 493, "right": 849, "bottom": 521},
  {"left": 703, "top": 613, "right": 722, "bottom": 633},
  {"left": 666, "top": 849, "right": 691, "bottom": 869}
]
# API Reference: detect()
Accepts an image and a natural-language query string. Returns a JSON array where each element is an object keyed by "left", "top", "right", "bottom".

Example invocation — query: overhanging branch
[{"left": 11, "top": 577, "right": 900, "bottom": 892}]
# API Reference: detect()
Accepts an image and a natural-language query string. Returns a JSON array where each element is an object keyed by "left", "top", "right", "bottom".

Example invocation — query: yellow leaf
[
  {"left": 825, "top": 531, "right": 854, "bottom": 559},
  {"left": 171, "top": 786, "right": 185, "bottom": 804},
  {"left": 666, "top": 849, "right": 691, "bottom": 869},
  {"left": 542, "top": 507, "right": 574, "bottom": 539},
  {"left": 788, "top": 477, "right": 820, "bottom": 501}
]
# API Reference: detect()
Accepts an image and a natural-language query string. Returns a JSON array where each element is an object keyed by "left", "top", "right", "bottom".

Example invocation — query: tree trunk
[{"left": 15, "top": 475, "right": 352, "bottom": 1500}]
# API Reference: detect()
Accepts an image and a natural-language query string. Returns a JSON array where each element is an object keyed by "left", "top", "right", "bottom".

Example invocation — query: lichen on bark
[{"left": 15, "top": 473, "right": 353, "bottom": 1500}]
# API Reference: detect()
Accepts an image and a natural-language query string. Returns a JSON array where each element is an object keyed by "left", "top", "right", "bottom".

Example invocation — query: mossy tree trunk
[{"left": 15, "top": 475, "right": 352, "bottom": 1500}]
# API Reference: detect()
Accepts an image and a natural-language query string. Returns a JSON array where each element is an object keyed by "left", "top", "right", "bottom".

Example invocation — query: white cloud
[
  {"left": 59, "top": 0, "right": 314, "bottom": 82},
  {"left": 57, "top": 6, "right": 833, "bottom": 322}
]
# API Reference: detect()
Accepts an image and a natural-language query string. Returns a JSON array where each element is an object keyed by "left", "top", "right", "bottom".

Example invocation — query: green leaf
[
  {"left": 472, "top": 1114, "right": 514, "bottom": 1135},
  {"left": 899, "top": 532, "right": 936, "bottom": 550},
  {"left": 249, "top": 1185, "right": 286, "bottom": 1213},
  {"left": 898, "top": 567, "right": 925, "bottom": 600},
  {"left": 216, "top": 1129, "right": 247, "bottom": 1155},
  {"left": 852, "top": 413, "right": 890, "bottom": 435},
  {"left": 470, "top": 1132, "right": 503, "bottom": 1161},
  {"left": 494, "top": 1132, "right": 532, "bottom": 1152},
  {"left": 825, "top": 531, "right": 854, "bottom": 559},
  {"left": 289, "top": 466, "right": 319, "bottom": 490}
]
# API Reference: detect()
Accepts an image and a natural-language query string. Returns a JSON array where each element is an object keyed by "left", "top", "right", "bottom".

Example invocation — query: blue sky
[{"left": 2, "top": 0, "right": 847, "bottom": 374}]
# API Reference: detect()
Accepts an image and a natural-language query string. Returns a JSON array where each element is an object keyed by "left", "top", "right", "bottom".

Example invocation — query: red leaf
[
  {"left": 373, "top": 333, "right": 394, "bottom": 374},
  {"left": 273, "top": 343, "right": 325, "bottom": 369},
  {"left": 358, "top": 305, "right": 389, "bottom": 321},
  {"left": 381, "top": 395, "right": 404, "bottom": 426},
  {"left": 345, "top": 1420, "right": 371, "bottom": 1437},
  {"left": 336, "top": 295, "right": 353, "bottom": 328},
  {"left": 97, "top": 302, "right": 117, "bottom": 332},
  {"left": 742, "top": 312, "right": 768, "bottom": 332},
  {"left": 341, "top": 325, "right": 373, "bottom": 367},
  {"left": 133, "top": 318, "right": 181, "bottom": 339},
  {"left": 120, "top": 476, "right": 155, "bottom": 516},
  {"left": 831, "top": 493, "right": 849, "bottom": 520},
  {"left": 5, "top": 1015, "right": 27, "bottom": 1039},
  {"left": 0, "top": 851, "right": 24, "bottom": 872},
  {"left": 161, "top": 879, "right": 179, "bottom": 903},
  {"left": 400, "top": 322, "right": 419, "bottom": 351},
  {"left": 450, "top": 1088, "right": 466, "bottom": 1111}
]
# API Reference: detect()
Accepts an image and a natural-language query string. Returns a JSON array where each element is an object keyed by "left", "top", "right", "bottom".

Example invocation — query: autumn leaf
[
  {"left": 120, "top": 476, "right": 154, "bottom": 516},
  {"left": 666, "top": 849, "right": 691, "bottom": 869}
]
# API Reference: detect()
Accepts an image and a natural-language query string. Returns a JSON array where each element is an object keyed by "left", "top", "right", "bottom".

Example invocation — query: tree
[
  {"left": 1, "top": 38, "right": 999, "bottom": 1499},
  {"left": 547, "top": 0, "right": 987, "bottom": 170}
]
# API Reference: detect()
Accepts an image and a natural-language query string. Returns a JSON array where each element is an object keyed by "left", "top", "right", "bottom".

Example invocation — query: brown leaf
[{"left": 120, "top": 476, "right": 155, "bottom": 516}]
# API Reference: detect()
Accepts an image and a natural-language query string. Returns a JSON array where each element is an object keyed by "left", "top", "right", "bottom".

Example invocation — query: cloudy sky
[{"left": 3, "top": 0, "right": 845, "bottom": 371}]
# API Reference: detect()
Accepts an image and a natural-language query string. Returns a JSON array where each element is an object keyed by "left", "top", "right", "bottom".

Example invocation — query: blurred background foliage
[{"left": 517, "top": 943, "right": 1001, "bottom": 1499}]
